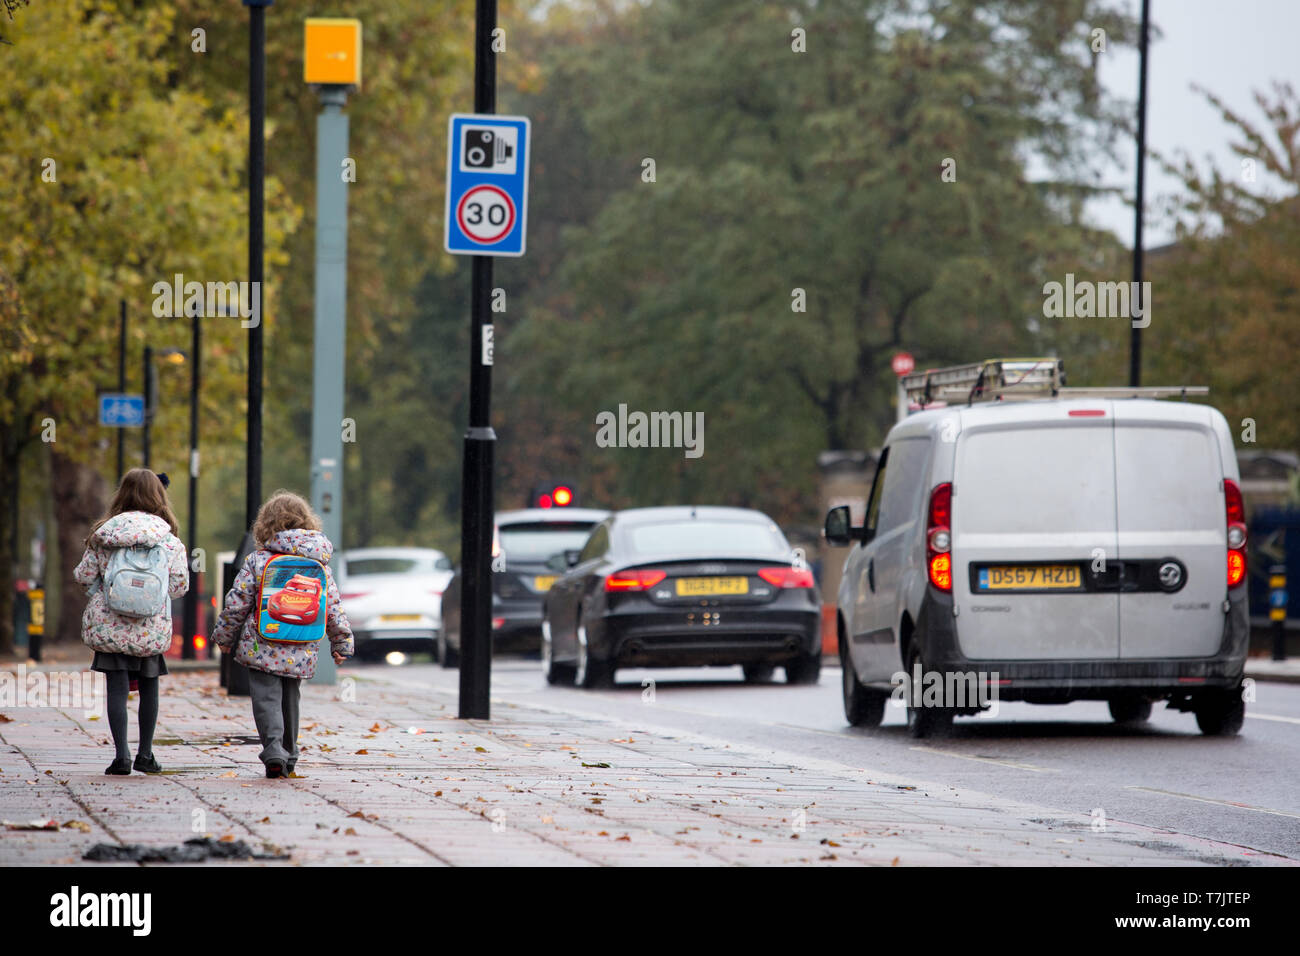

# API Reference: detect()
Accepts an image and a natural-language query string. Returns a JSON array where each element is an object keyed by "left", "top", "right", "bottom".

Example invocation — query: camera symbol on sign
[{"left": 462, "top": 126, "right": 517, "bottom": 175}]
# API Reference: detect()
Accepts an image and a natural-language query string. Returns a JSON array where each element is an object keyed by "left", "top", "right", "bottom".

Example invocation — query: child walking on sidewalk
[
  {"left": 212, "top": 491, "right": 354, "bottom": 777},
  {"left": 75, "top": 469, "right": 189, "bottom": 775}
]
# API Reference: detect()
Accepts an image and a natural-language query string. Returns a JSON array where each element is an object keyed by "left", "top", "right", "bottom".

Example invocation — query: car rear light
[
  {"left": 1068, "top": 409, "right": 1106, "bottom": 417},
  {"left": 194, "top": 636, "right": 207, "bottom": 651},
  {"left": 927, "top": 483, "right": 953, "bottom": 591},
  {"left": 1225, "top": 479, "right": 1247, "bottom": 588},
  {"left": 492, "top": 617, "right": 505, "bottom": 630},
  {"left": 757, "top": 567, "right": 815, "bottom": 588},
  {"left": 604, "top": 569, "right": 667, "bottom": 592},
  {"left": 340, "top": 592, "right": 369, "bottom": 601}
]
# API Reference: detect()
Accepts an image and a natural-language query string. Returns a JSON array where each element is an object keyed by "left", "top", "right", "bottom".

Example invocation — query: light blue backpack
[{"left": 104, "top": 545, "right": 169, "bottom": 618}]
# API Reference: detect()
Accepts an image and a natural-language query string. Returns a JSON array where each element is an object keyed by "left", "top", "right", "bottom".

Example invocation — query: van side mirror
[
  {"left": 823, "top": 506, "right": 856, "bottom": 547},
  {"left": 563, "top": 549, "right": 582, "bottom": 568}
]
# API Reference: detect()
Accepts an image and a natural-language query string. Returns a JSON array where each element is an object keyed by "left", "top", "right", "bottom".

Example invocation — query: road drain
[{"left": 151, "top": 734, "right": 262, "bottom": 747}]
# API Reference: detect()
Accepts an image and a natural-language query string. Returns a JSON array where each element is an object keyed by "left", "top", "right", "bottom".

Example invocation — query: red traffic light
[{"left": 532, "top": 482, "right": 575, "bottom": 509}]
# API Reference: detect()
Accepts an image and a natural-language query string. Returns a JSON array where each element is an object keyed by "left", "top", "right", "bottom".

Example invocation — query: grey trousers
[{"left": 247, "top": 668, "right": 301, "bottom": 767}]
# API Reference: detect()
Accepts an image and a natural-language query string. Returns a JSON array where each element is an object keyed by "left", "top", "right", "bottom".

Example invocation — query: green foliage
[{"left": 498, "top": 0, "right": 1138, "bottom": 524}]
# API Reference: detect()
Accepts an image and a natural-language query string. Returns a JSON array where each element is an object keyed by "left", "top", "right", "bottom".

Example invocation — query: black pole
[
  {"left": 229, "top": 0, "right": 271, "bottom": 697},
  {"left": 246, "top": 1, "right": 266, "bottom": 529},
  {"left": 458, "top": 0, "right": 498, "bottom": 720},
  {"left": 117, "top": 300, "right": 126, "bottom": 481},
  {"left": 182, "top": 308, "right": 200, "bottom": 660},
  {"left": 142, "top": 344, "right": 152, "bottom": 469},
  {"left": 1129, "top": 0, "right": 1150, "bottom": 388}
]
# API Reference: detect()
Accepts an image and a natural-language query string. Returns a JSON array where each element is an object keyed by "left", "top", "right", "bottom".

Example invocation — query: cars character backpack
[{"left": 256, "top": 554, "right": 328, "bottom": 645}]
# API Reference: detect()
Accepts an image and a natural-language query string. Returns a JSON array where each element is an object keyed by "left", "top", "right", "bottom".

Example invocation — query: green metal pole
[{"left": 309, "top": 85, "right": 350, "bottom": 685}]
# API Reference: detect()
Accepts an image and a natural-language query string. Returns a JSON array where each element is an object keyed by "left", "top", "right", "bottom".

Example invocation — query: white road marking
[
  {"left": 1125, "top": 786, "right": 1300, "bottom": 819},
  {"left": 908, "top": 746, "right": 1060, "bottom": 773},
  {"left": 1247, "top": 712, "right": 1300, "bottom": 725}
]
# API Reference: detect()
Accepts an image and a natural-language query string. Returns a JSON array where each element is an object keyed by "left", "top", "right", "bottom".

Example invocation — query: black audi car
[
  {"left": 439, "top": 507, "right": 611, "bottom": 666},
  {"left": 541, "top": 506, "right": 822, "bottom": 688}
]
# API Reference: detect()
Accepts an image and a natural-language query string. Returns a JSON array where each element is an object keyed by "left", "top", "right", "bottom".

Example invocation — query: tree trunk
[
  {"left": 50, "top": 450, "right": 108, "bottom": 645},
  {"left": 0, "top": 429, "right": 16, "bottom": 656}
]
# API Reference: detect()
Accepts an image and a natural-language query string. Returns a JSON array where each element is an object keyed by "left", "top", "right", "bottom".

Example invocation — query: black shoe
[
  {"left": 105, "top": 757, "right": 132, "bottom": 775},
  {"left": 133, "top": 753, "right": 162, "bottom": 774},
  {"left": 265, "top": 759, "right": 286, "bottom": 779}
]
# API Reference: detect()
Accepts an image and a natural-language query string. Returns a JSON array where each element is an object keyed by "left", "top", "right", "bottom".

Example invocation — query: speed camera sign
[{"left": 444, "top": 114, "right": 530, "bottom": 257}]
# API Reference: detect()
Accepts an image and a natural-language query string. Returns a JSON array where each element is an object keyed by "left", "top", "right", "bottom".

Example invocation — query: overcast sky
[{"left": 1090, "top": 0, "right": 1300, "bottom": 247}]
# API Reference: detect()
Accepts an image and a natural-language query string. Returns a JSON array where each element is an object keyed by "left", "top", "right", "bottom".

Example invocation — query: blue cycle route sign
[
  {"left": 444, "top": 113, "right": 530, "bottom": 257},
  {"left": 99, "top": 394, "right": 145, "bottom": 427}
]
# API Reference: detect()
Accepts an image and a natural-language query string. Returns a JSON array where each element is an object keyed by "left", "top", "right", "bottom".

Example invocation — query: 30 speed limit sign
[
  {"left": 444, "top": 114, "right": 530, "bottom": 257},
  {"left": 456, "top": 185, "right": 516, "bottom": 245}
]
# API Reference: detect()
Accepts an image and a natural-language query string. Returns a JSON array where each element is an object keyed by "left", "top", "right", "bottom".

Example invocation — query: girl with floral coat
[
  {"left": 75, "top": 469, "right": 189, "bottom": 775},
  {"left": 212, "top": 491, "right": 353, "bottom": 777}
]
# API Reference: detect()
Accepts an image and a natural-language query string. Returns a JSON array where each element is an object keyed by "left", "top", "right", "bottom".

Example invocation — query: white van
[{"left": 825, "top": 360, "right": 1249, "bottom": 737}]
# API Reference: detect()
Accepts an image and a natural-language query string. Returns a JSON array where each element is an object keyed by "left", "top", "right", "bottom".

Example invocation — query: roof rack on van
[{"left": 901, "top": 358, "right": 1207, "bottom": 409}]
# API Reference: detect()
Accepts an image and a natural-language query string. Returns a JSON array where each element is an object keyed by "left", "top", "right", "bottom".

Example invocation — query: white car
[
  {"left": 338, "top": 547, "right": 454, "bottom": 660},
  {"left": 828, "top": 360, "right": 1249, "bottom": 737}
]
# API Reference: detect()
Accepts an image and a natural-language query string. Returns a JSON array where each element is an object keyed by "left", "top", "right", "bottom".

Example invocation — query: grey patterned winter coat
[
  {"left": 74, "top": 512, "right": 189, "bottom": 656},
  {"left": 211, "top": 529, "right": 354, "bottom": 680}
]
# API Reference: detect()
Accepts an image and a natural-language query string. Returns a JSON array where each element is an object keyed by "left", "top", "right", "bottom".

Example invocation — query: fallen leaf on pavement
[
  {"left": 581, "top": 762, "right": 611, "bottom": 768},
  {"left": 63, "top": 821, "right": 92, "bottom": 833},
  {"left": 220, "top": 771, "right": 237, "bottom": 778},
  {"left": 475, "top": 746, "right": 487, "bottom": 752},
  {"left": 369, "top": 722, "right": 384, "bottom": 733},
  {"left": 355, "top": 749, "right": 369, "bottom": 755},
  {"left": 344, "top": 827, "right": 357, "bottom": 836},
  {"left": 615, "top": 835, "right": 631, "bottom": 842}
]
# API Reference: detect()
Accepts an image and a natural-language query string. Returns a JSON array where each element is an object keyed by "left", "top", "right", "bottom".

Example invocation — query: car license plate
[
  {"left": 675, "top": 576, "right": 749, "bottom": 597},
  {"left": 533, "top": 575, "right": 556, "bottom": 591},
  {"left": 380, "top": 614, "right": 422, "bottom": 622},
  {"left": 978, "top": 565, "right": 1081, "bottom": 591}
]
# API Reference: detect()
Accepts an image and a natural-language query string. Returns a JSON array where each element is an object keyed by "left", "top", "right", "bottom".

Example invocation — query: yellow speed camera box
[{"left": 304, "top": 18, "right": 362, "bottom": 87}]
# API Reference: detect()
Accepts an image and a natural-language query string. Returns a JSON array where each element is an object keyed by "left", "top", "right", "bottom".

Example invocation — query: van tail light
[
  {"left": 927, "top": 482, "right": 953, "bottom": 592},
  {"left": 604, "top": 569, "right": 667, "bottom": 592},
  {"left": 1225, "top": 479, "right": 1247, "bottom": 589},
  {"left": 758, "top": 567, "right": 815, "bottom": 589}
]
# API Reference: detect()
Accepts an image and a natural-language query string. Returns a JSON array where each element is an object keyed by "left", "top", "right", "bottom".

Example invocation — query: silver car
[
  {"left": 827, "top": 393, "right": 1249, "bottom": 737},
  {"left": 338, "top": 547, "right": 454, "bottom": 661}
]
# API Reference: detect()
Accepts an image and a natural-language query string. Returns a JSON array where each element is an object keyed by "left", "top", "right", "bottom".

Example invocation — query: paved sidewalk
[{"left": 0, "top": 667, "right": 1292, "bottom": 866}]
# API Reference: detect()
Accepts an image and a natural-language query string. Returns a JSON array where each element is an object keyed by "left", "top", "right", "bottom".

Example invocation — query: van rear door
[
  {"left": 952, "top": 408, "right": 1119, "bottom": 660},
  {"left": 1112, "top": 403, "right": 1225, "bottom": 659}
]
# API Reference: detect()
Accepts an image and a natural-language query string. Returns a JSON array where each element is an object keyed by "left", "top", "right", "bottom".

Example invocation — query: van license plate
[
  {"left": 978, "top": 565, "right": 1081, "bottom": 590},
  {"left": 676, "top": 577, "right": 749, "bottom": 596}
]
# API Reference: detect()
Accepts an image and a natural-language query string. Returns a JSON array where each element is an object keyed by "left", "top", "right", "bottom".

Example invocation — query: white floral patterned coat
[
  {"left": 74, "top": 512, "right": 189, "bottom": 656},
  {"left": 211, "top": 529, "right": 354, "bottom": 680}
]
